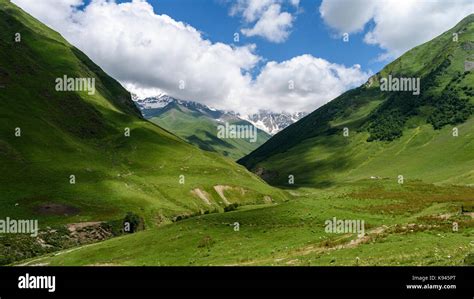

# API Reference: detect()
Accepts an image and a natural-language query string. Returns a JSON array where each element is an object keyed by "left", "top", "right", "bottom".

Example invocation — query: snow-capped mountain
[
  {"left": 132, "top": 94, "right": 306, "bottom": 135},
  {"left": 133, "top": 94, "right": 229, "bottom": 119},
  {"left": 242, "top": 111, "right": 307, "bottom": 135},
  {"left": 133, "top": 94, "right": 175, "bottom": 110}
]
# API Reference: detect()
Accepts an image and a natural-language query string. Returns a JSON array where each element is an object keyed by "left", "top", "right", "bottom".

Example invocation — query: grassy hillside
[
  {"left": 148, "top": 102, "right": 270, "bottom": 160},
  {"left": 19, "top": 180, "right": 474, "bottom": 266},
  {"left": 0, "top": 0, "right": 287, "bottom": 233},
  {"left": 239, "top": 14, "right": 474, "bottom": 187}
]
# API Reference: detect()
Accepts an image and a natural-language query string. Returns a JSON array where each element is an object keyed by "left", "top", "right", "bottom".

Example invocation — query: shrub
[
  {"left": 367, "top": 111, "right": 406, "bottom": 142},
  {"left": 427, "top": 92, "right": 473, "bottom": 130},
  {"left": 123, "top": 212, "right": 145, "bottom": 233}
]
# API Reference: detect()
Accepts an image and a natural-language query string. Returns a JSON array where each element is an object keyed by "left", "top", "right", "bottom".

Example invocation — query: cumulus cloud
[
  {"left": 11, "top": 0, "right": 83, "bottom": 29},
  {"left": 320, "top": 0, "right": 377, "bottom": 34},
  {"left": 319, "top": 0, "right": 474, "bottom": 59},
  {"left": 231, "top": 0, "right": 298, "bottom": 43},
  {"left": 248, "top": 55, "right": 370, "bottom": 113},
  {"left": 13, "top": 0, "right": 259, "bottom": 107},
  {"left": 230, "top": 0, "right": 274, "bottom": 22},
  {"left": 13, "top": 0, "right": 368, "bottom": 114},
  {"left": 241, "top": 4, "right": 293, "bottom": 43}
]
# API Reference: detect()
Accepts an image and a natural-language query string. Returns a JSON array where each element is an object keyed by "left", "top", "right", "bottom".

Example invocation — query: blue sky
[
  {"left": 13, "top": 0, "right": 474, "bottom": 113},
  {"left": 115, "top": 0, "right": 385, "bottom": 75}
]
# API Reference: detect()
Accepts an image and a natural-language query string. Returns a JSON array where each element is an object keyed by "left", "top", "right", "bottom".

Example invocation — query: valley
[
  {"left": 133, "top": 95, "right": 306, "bottom": 160},
  {"left": 0, "top": 0, "right": 472, "bottom": 267},
  {"left": 134, "top": 95, "right": 271, "bottom": 159}
]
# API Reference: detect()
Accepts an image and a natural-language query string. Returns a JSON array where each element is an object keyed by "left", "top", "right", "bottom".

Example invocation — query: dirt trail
[
  {"left": 17, "top": 243, "right": 98, "bottom": 266},
  {"left": 228, "top": 225, "right": 390, "bottom": 266}
]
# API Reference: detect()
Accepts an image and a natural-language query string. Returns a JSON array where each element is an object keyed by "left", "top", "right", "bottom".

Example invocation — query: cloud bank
[{"left": 13, "top": 0, "right": 370, "bottom": 114}]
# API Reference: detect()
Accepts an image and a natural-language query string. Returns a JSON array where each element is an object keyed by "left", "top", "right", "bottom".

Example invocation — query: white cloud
[
  {"left": 289, "top": 0, "right": 300, "bottom": 7},
  {"left": 12, "top": 0, "right": 369, "bottom": 114},
  {"left": 319, "top": 0, "right": 474, "bottom": 59},
  {"left": 231, "top": 0, "right": 297, "bottom": 43},
  {"left": 11, "top": 0, "right": 83, "bottom": 29},
  {"left": 319, "top": 0, "right": 376, "bottom": 34},
  {"left": 241, "top": 4, "right": 293, "bottom": 43},
  {"left": 247, "top": 55, "right": 370, "bottom": 113},
  {"left": 230, "top": 0, "right": 274, "bottom": 22},
  {"left": 13, "top": 0, "right": 260, "bottom": 108}
]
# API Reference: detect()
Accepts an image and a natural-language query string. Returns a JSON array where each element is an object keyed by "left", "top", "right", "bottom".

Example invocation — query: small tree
[{"left": 123, "top": 212, "right": 144, "bottom": 233}]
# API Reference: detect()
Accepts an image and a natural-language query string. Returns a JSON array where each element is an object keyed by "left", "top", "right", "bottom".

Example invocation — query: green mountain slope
[
  {"left": 239, "top": 14, "right": 474, "bottom": 187},
  {"left": 142, "top": 99, "right": 271, "bottom": 160},
  {"left": 0, "top": 0, "right": 287, "bottom": 230}
]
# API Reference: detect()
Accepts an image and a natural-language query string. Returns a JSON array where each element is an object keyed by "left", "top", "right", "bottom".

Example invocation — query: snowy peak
[
  {"left": 133, "top": 95, "right": 306, "bottom": 135},
  {"left": 134, "top": 94, "right": 175, "bottom": 110},
  {"left": 243, "top": 111, "right": 307, "bottom": 135}
]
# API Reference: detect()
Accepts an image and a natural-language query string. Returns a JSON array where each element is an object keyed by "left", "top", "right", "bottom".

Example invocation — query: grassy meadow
[{"left": 18, "top": 180, "right": 474, "bottom": 266}]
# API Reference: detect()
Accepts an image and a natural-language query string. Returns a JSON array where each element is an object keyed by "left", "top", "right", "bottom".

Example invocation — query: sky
[{"left": 12, "top": 0, "right": 474, "bottom": 114}]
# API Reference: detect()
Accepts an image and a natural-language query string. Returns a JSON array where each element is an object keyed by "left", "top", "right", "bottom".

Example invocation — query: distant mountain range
[
  {"left": 133, "top": 94, "right": 306, "bottom": 159},
  {"left": 243, "top": 111, "right": 308, "bottom": 135},
  {"left": 134, "top": 94, "right": 306, "bottom": 135},
  {"left": 134, "top": 94, "right": 235, "bottom": 120}
]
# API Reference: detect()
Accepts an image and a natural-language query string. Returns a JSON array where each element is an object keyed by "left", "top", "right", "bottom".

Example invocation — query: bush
[
  {"left": 123, "top": 212, "right": 145, "bottom": 233},
  {"left": 367, "top": 111, "right": 406, "bottom": 142},
  {"left": 102, "top": 219, "right": 124, "bottom": 236},
  {"left": 427, "top": 91, "right": 473, "bottom": 130}
]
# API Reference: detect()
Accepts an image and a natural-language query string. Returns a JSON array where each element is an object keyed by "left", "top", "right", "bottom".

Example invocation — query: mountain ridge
[
  {"left": 239, "top": 14, "right": 474, "bottom": 186},
  {"left": 0, "top": 0, "right": 287, "bottom": 231},
  {"left": 134, "top": 94, "right": 307, "bottom": 135},
  {"left": 138, "top": 95, "right": 270, "bottom": 159}
]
